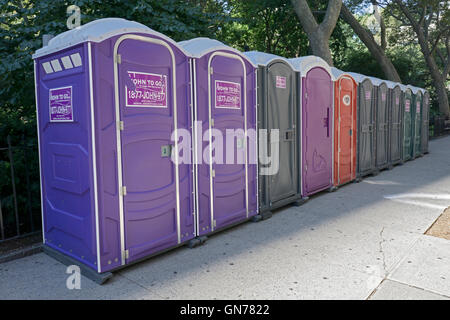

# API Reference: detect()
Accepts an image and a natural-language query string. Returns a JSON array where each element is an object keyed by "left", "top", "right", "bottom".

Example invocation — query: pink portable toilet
[
  {"left": 32, "top": 18, "right": 195, "bottom": 281},
  {"left": 179, "top": 38, "right": 258, "bottom": 239},
  {"left": 288, "top": 56, "right": 335, "bottom": 199}
]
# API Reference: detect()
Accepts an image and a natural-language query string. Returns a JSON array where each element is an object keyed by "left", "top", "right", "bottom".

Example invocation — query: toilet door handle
[{"left": 323, "top": 108, "right": 330, "bottom": 137}]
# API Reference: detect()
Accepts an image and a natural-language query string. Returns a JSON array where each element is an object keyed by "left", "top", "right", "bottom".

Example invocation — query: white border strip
[
  {"left": 254, "top": 68, "right": 258, "bottom": 214},
  {"left": 188, "top": 59, "right": 198, "bottom": 237},
  {"left": 193, "top": 59, "right": 200, "bottom": 235},
  {"left": 33, "top": 61, "right": 45, "bottom": 244},
  {"left": 88, "top": 42, "right": 102, "bottom": 273}
]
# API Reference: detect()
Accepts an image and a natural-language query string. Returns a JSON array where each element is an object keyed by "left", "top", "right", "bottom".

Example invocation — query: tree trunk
[
  {"left": 418, "top": 32, "right": 450, "bottom": 117},
  {"left": 307, "top": 29, "right": 334, "bottom": 65},
  {"left": 340, "top": 4, "right": 401, "bottom": 82},
  {"left": 393, "top": 0, "right": 449, "bottom": 117},
  {"left": 291, "top": 0, "right": 342, "bottom": 66}
]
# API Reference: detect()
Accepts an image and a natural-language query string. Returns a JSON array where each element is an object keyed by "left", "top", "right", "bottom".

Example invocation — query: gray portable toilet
[
  {"left": 408, "top": 85, "right": 423, "bottom": 158},
  {"left": 369, "top": 76, "right": 389, "bottom": 171},
  {"left": 244, "top": 51, "right": 302, "bottom": 218},
  {"left": 421, "top": 88, "right": 430, "bottom": 154},
  {"left": 400, "top": 84, "right": 413, "bottom": 161},
  {"left": 385, "top": 80, "right": 403, "bottom": 166},
  {"left": 348, "top": 72, "right": 377, "bottom": 179}
]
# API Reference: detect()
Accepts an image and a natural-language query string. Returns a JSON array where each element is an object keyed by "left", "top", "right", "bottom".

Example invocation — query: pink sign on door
[
  {"left": 365, "top": 90, "right": 371, "bottom": 100},
  {"left": 49, "top": 86, "right": 73, "bottom": 122},
  {"left": 405, "top": 100, "right": 410, "bottom": 112},
  {"left": 215, "top": 80, "right": 241, "bottom": 109},
  {"left": 416, "top": 102, "right": 420, "bottom": 113},
  {"left": 126, "top": 71, "right": 167, "bottom": 108},
  {"left": 276, "top": 76, "right": 286, "bottom": 89},
  {"left": 381, "top": 93, "right": 386, "bottom": 102}
]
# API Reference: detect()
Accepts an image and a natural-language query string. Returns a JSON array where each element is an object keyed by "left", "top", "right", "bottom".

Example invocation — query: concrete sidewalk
[{"left": 1, "top": 137, "right": 450, "bottom": 300}]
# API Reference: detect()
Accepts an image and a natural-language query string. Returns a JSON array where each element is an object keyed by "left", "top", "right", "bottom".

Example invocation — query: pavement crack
[{"left": 379, "top": 227, "right": 387, "bottom": 277}]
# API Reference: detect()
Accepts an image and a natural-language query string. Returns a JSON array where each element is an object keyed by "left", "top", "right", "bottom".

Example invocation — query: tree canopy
[{"left": 0, "top": 0, "right": 448, "bottom": 139}]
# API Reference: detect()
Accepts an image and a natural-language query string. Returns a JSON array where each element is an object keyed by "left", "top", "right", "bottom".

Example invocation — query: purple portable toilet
[
  {"left": 32, "top": 18, "right": 195, "bottom": 279},
  {"left": 288, "top": 56, "right": 335, "bottom": 199},
  {"left": 179, "top": 38, "right": 258, "bottom": 238}
]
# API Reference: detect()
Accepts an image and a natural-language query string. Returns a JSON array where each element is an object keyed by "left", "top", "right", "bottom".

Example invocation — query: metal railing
[
  {"left": 0, "top": 135, "right": 41, "bottom": 242},
  {"left": 430, "top": 115, "right": 450, "bottom": 138}
]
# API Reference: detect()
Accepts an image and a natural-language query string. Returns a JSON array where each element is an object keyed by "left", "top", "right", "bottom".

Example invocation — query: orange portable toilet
[{"left": 331, "top": 67, "right": 357, "bottom": 187}]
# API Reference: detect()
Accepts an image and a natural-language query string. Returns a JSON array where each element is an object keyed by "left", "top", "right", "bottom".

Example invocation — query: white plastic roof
[
  {"left": 331, "top": 67, "right": 359, "bottom": 82},
  {"left": 346, "top": 72, "right": 372, "bottom": 84},
  {"left": 385, "top": 80, "right": 401, "bottom": 89},
  {"left": 330, "top": 67, "right": 344, "bottom": 79},
  {"left": 288, "top": 55, "right": 334, "bottom": 79},
  {"left": 367, "top": 76, "right": 387, "bottom": 87},
  {"left": 399, "top": 83, "right": 410, "bottom": 92},
  {"left": 419, "top": 87, "right": 427, "bottom": 94},
  {"left": 407, "top": 85, "right": 422, "bottom": 94},
  {"left": 178, "top": 38, "right": 255, "bottom": 66},
  {"left": 33, "top": 18, "right": 183, "bottom": 59},
  {"left": 243, "top": 51, "right": 291, "bottom": 67}
]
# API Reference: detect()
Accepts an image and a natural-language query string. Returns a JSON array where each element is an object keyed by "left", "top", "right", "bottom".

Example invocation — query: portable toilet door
[
  {"left": 348, "top": 72, "right": 376, "bottom": 179},
  {"left": 289, "top": 56, "right": 334, "bottom": 197},
  {"left": 179, "top": 38, "right": 258, "bottom": 236},
  {"left": 369, "top": 77, "right": 389, "bottom": 170},
  {"left": 331, "top": 67, "right": 357, "bottom": 187},
  {"left": 421, "top": 90, "right": 430, "bottom": 154},
  {"left": 32, "top": 18, "right": 195, "bottom": 275},
  {"left": 409, "top": 86, "right": 423, "bottom": 158},
  {"left": 244, "top": 51, "right": 302, "bottom": 216},
  {"left": 402, "top": 86, "right": 413, "bottom": 161},
  {"left": 386, "top": 81, "right": 403, "bottom": 166}
]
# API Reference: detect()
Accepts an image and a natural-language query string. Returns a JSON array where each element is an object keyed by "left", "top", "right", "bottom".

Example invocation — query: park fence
[
  {"left": 0, "top": 135, "right": 41, "bottom": 242},
  {"left": 430, "top": 115, "right": 450, "bottom": 138}
]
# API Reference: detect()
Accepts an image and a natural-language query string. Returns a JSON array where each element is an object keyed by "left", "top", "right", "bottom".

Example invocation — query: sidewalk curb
[{"left": 0, "top": 243, "right": 43, "bottom": 264}]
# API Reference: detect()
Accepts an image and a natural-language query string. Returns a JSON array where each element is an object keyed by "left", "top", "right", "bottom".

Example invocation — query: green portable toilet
[
  {"left": 368, "top": 76, "right": 389, "bottom": 171},
  {"left": 421, "top": 89, "right": 430, "bottom": 154},
  {"left": 385, "top": 80, "right": 403, "bottom": 167},
  {"left": 401, "top": 85, "right": 413, "bottom": 162},
  {"left": 409, "top": 85, "right": 423, "bottom": 158}
]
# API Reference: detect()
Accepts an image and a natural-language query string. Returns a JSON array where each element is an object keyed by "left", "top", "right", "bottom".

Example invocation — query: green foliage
[
  {"left": 217, "top": 0, "right": 308, "bottom": 57},
  {"left": 0, "top": 0, "right": 228, "bottom": 237}
]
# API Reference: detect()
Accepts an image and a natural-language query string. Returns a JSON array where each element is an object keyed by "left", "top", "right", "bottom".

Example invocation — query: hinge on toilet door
[
  {"left": 119, "top": 121, "right": 124, "bottom": 131},
  {"left": 123, "top": 249, "right": 129, "bottom": 260},
  {"left": 115, "top": 54, "right": 122, "bottom": 64},
  {"left": 212, "top": 169, "right": 215, "bottom": 178},
  {"left": 209, "top": 67, "right": 213, "bottom": 75},
  {"left": 213, "top": 220, "right": 217, "bottom": 228},
  {"left": 120, "top": 186, "right": 127, "bottom": 196},
  {"left": 211, "top": 118, "right": 214, "bottom": 127}
]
